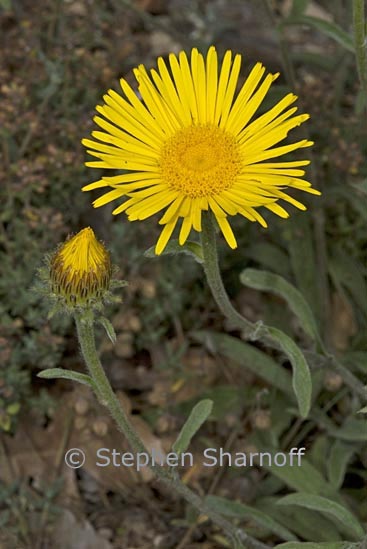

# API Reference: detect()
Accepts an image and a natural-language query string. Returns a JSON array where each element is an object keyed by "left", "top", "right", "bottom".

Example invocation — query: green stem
[
  {"left": 353, "top": 0, "right": 367, "bottom": 104},
  {"left": 74, "top": 311, "right": 268, "bottom": 549},
  {"left": 200, "top": 213, "right": 264, "bottom": 340},
  {"left": 199, "top": 212, "right": 289, "bottom": 343}
]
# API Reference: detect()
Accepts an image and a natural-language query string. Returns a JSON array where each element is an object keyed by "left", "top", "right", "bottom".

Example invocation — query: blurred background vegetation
[{"left": 0, "top": 0, "right": 366, "bottom": 547}]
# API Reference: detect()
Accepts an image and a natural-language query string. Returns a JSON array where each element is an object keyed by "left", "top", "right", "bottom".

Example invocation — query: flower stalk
[
  {"left": 200, "top": 212, "right": 267, "bottom": 341},
  {"left": 74, "top": 309, "right": 269, "bottom": 549}
]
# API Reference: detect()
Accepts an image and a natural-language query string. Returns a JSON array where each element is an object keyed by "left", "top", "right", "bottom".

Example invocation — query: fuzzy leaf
[
  {"left": 277, "top": 493, "right": 364, "bottom": 540},
  {"left": 327, "top": 441, "right": 356, "bottom": 489},
  {"left": 283, "top": 16, "right": 354, "bottom": 52},
  {"left": 144, "top": 239, "right": 204, "bottom": 264},
  {"left": 240, "top": 268, "right": 321, "bottom": 343},
  {"left": 192, "top": 330, "right": 293, "bottom": 396},
  {"left": 172, "top": 399, "right": 213, "bottom": 455},
  {"left": 99, "top": 316, "right": 117, "bottom": 344},
  {"left": 206, "top": 495, "right": 297, "bottom": 541},
  {"left": 38, "top": 368, "right": 96, "bottom": 389},
  {"left": 267, "top": 327, "right": 312, "bottom": 418}
]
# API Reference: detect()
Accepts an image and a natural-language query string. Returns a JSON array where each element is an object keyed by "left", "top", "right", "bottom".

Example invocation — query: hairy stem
[
  {"left": 200, "top": 213, "right": 264, "bottom": 340},
  {"left": 74, "top": 311, "right": 268, "bottom": 549}
]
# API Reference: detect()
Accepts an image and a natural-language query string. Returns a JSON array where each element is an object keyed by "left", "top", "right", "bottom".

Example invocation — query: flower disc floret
[{"left": 160, "top": 124, "right": 241, "bottom": 198}]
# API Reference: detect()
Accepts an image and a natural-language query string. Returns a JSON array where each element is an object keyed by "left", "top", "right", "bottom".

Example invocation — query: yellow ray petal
[
  {"left": 225, "top": 63, "right": 266, "bottom": 132},
  {"left": 226, "top": 72, "right": 278, "bottom": 134},
  {"left": 153, "top": 58, "right": 191, "bottom": 125},
  {"left": 218, "top": 53, "right": 242, "bottom": 128},
  {"left": 192, "top": 198, "right": 202, "bottom": 231},
  {"left": 206, "top": 46, "right": 218, "bottom": 123},
  {"left": 265, "top": 202, "right": 289, "bottom": 218},
  {"left": 82, "top": 179, "right": 110, "bottom": 191},
  {"left": 90, "top": 130, "right": 159, "bottom": 158},
  {"left": 238, "top": 93, "right": 298, "bottom": 141},
  {"left": 244, "top": 140, "right": 313, "bottom": 165},
  {"left": 214, "top": 50, "right": 232, "bottom": 124},
  {"left": 104, "top": 90, "right": 162, "bottom": 145},
  {"left": 159, "top": 195, "right": 185, "bottom": 225},
  {"left": 169, "top": 52, "right": 192, "bottom": 121},
  {"left": 214, "top": 193, "right": 238, "bottom": 215},
  {"left": 112, "top": 198, "right": 136, "bottom": 215},
  {"left": 93, "top": 189, "right": 125, "bottom": 208},
  {"left": 179, "top": 214, "right": 193, "bottom": 245},
  {"left": 127, "top": 191, "right": 178, "bottom": 220},
  {"left": 179, "top": 50, "right": 198, "bottom": 123},
  {"left": 156, "top": 218, "right": 179, "bottom": 254},
  {"left": 243, "top": 114, "right": 310, "bottom": 155},
  {"left": 208, "top": 197, "right": 227, "bottom": 218},
  {"left": 191, "top": 48, "right": 207, "bottom": 123},
  {"left": 215, "top": 216, "right": 237, "bottom": 249}
]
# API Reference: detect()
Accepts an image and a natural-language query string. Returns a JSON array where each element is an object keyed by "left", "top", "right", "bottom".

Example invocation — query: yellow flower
[
  {"left": 82, "top": 46, "right": 320, "bottom": 254},
  {"left": 50, "top": 227, "right": 112, "bottom": 307}
]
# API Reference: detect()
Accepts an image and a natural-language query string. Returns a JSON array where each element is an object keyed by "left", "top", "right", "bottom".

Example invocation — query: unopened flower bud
[{"left": 50, "top": 227, "right": 112, "bottom": 308}]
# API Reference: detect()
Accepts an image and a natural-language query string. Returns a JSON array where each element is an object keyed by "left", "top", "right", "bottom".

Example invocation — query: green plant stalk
[
  {"left": 353, "top": 0, "right": 367, "bottom": 102},
  {"left": 200, "top": 213, "right": 275, "bottom": 344},
  {"left": 200, "top": 213, "right": 264, "bottom": 340},
  {"left": 74, "top": 311, "right": 269, "bottom": 549},
  {"left": 200, "top": 212, "right": 367, "bottom": 401}
]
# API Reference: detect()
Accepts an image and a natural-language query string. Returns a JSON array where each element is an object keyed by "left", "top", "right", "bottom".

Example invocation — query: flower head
[
  {"left": 82, "top": 46, "right": 320, "bottom": 254},
  {"left": 50, "top": 227, "right": 112, "bottom": 308}
]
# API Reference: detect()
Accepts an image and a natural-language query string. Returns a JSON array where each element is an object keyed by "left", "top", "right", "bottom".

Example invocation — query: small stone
[
  {"left": 251, "top": 409, "right": 271, "bottom": 430},
  {"left": 92, "top": 418, "right": 109, "bottom": 437},
  {"left": 74, "top": 416, "right": 87, "bottom": 430},
  {"left": 140, "top": 279, "right": 156, "bottom": 299},
  {"left": 74, "top": 397, "right": 89, "bottom": 415},
  {"left": 324, "top": 371, "right": 343, "bottom": 392}
]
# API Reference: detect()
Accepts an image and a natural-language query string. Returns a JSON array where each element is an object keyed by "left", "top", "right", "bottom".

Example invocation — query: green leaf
[
  {"left": 252, "top": 440, "right": 339, "bottom": 499},
  {"left": 257, "top": 496, "right": 342, "bottom": 542},
  {"left": 276, "top": 543, "right": 355, "bottom": 549},
  {"left": 327, "top": 441, "right": 356, "bottom": 489},
  {"left": 240, "top": 268, "right": 320, "bottom": 343},
  {"left": 191, "top": 330, "right": 293, "bottom": 396},
  {"left": 37, "top": 368, "right": 96, "bottom": 389},
  {"left": 277, "top": 493, "right": 364, "bottom": 540},
  {"left": 144, "top": 239, "right": 204, "bottom": 264},
  {"left": 283, "top": 16, "right": 354, "bottom": 52},
  {"left": 206, "top": 495, "right": 297, "bottom": 541},
  {"left": 327, "top": 418, "right": 367, "bottom": 442},
  {"left": 329, "top": 247, "right": 367, "bottom": 320},
  {"left": 172, "top": 399, "right": 213, "bottom": 455},
  {"left": 267, "top": 327, "right": 312, "bottom": 418},
  {"left": 284, "top": 215, "right": 321, "bottom": 325},
  {"left": 99, "top": 316, "right": 117, "bottom": 344}
]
